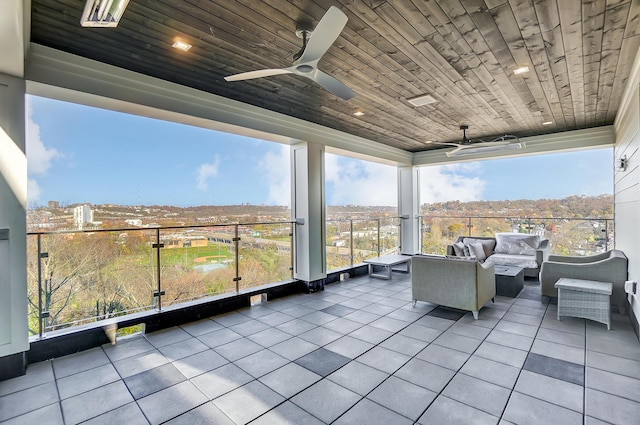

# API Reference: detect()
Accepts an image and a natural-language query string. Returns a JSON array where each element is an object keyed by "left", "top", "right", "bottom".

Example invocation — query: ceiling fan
[
  {"left": 427, "top": 125, "right": 523, "bottom": 157},
  {"left": 224, "top": 6, "right": 355, "bottom": 100}
]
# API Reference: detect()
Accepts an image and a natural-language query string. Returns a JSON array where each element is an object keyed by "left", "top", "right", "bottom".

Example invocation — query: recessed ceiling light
[
  {"left": 172, "top": 40, "right": 192, "bottom": 52},
  {"left": 353, "top": 111, "right": 365, "bottom": 116},
  {"left": 542, "top": 121, "right": 553, "bottom": 125},
  {"left": 513, "top": 66, "right": 530, "bottom": 75},
  {"left": 408, "top": 94, "right": 437, "bottom": 107}
]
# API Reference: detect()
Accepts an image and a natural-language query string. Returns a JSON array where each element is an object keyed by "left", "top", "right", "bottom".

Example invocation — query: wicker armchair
[{"left": 540, "top": 250, "right": 628, "bottom": 314}]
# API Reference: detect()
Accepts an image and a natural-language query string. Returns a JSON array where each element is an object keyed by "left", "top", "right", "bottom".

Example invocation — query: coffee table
[
  {"left": 494, "top": 265, "right": 524, "bottom": 297},
  {"left": 363, "top": 254, "right": 412, "bottom": 280}
]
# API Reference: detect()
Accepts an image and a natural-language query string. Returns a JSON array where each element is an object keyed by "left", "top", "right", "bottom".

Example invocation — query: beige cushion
[
  {"left": 495, "top": 233, "right": 539, "bottom": 255},
  {"left": 452, "top": 241, "right": 465, "bottom": 256}
]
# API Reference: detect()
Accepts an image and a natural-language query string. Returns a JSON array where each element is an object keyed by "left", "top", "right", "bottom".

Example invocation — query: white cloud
[
  {"left": 326, "top": 154, "right": 397, "bottom": 206},
  {"left": 419, "top": 163, "right": 486, "bottom": 203},
  {"left": 257, "top": 144, "right": 290, "bottom": 206},
  {"left": 196, "top": 155, "right": 221, "bottom": 191},
  {"left": 26, "top": 106, "right": 62, "bottom": 204}
]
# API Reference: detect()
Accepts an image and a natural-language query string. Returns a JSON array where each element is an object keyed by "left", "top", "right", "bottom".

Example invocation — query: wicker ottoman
[{"left": 555, "top": 278, "right": 613, "bottom": 330}]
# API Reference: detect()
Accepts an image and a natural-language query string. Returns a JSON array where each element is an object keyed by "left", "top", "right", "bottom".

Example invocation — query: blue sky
[{"left": 27, "top": 95, "right": 613, "bottom": 208}]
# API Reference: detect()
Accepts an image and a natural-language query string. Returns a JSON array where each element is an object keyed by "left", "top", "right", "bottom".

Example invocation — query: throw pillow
[
  {"left": 495, "top": 233, "right": 540, "bottom": 255},
  {"left": 468, "top": 242, "right": 487, "bottom": 262},
  {"left": 463, "top": 238, "right": 496, "bottom": 258},
  {"left": 452, "top": 241, "right": 465, "bottom": 257}
]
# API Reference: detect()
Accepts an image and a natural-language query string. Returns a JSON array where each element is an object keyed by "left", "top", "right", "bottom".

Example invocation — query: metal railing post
[
  {"left": 152, "top": 228, "right": 165, "bottom": 311},
  {"left": 233, "top": 225, "right": 241, "bottom": 293},
  {"left": 467, "top": 217, "right": 472, "bottom": 236},
  {"left": 290, "top": 223, "right": 294, "bottom": 278},
  {"left": 377, "top": 219, "right": 381, "bottom": 257},
  {"left": 349, "top": 219, "right": 354, "bottom": 266}
]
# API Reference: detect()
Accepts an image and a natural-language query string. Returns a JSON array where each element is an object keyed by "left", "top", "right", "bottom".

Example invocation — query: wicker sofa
[
  {"left": 412, "top": 255, "right": 495, "bottom": 319},
  {"left": 540, "top": 250, "right": 628, "bottom": 314},
  {"left": 446, "top": 233, "right": 550, "bottom": 278}
]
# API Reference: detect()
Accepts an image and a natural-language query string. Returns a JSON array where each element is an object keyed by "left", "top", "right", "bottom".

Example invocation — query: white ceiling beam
[{"left": 0, "top": 0, "right": 30, "bottom": 77}]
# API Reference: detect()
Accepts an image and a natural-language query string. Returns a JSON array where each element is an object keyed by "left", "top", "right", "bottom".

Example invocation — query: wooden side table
[{"left": 555, "top": 278, "right": 613, "bottom": 330}]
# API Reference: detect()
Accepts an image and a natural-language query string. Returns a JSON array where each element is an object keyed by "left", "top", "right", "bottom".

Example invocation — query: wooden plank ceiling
[{"left": 30, "top": 0, "right": 640, "bottom": 152}]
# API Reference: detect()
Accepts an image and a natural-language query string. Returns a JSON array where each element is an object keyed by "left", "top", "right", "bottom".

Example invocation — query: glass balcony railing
[
  {"left": 419, "top": 215, "right": 614, "bottom": 256},
  {"left": 326, "top": 217, "right": 401, "bottom": 271},
  {"left": 27, "top": 221, "right": 294, "bottom": 338}
]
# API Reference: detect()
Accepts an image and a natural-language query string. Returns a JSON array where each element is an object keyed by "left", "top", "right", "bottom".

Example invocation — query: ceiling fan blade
[
  {"left": 224, "top": 68, "right": 292, "bottom": 81},
  {"left": 312, "top": 70, "right": 355, "bottom": 100},
  {"left": 298, "top": 6, "right": 348, "bottom": 64}
]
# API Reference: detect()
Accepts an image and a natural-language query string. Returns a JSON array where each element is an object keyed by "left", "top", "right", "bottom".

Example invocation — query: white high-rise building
[{"left": 73, "top": 205, "right": 93, "bottom": 228}]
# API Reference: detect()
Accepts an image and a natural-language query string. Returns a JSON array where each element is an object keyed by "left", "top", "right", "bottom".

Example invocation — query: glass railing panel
[
  {"left": 326, "top": 219, "right": 354, "bottom": 271},
  {"left": 238, "top": 222, "right": 294, "bottom": 290},
  {"left": 351, "top": 219, "right": 382, "bottom": 264},
  {"left": 538, "top": 218, "right": 612, "bottom": 256},
  {"left": 159, "top": 225, "right": 236, "bottom": 307},
  {"left": 27, "top": 229, "right": 158, "bottom": 336},
  {"left": 379, "top": 217, "right": 401, "bottom": 256},
  {"left": 420, "top": 216, "right": 471, "bottom": 255}
]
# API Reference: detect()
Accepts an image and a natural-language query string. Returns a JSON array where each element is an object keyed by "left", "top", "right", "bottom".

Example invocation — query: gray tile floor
[{"left": 2, "top": 272, "right": 640, "bottom": 424}]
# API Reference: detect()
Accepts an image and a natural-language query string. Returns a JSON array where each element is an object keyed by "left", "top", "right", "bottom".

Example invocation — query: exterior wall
[
  {"left": 614, "top": 46, "right": 640, "bottom": 333},
  {"left": 0, "top": 73, "right": 28, "bottom": 372}
]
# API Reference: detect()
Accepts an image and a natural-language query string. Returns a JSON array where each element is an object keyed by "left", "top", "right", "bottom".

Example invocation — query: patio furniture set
[{"left": 370, "top": 232, "right": 628, "bottom": 330}]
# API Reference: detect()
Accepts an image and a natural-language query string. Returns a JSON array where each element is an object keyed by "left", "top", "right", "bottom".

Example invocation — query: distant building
[
  {"left": 73, "top": 205, "right": 94, "bottom": 228},
  {"left": 125, "top": 219, "right": 142, "bottom": 227},
  {"left": 47, "top": 200, "right": 60, "bottom": 209}
]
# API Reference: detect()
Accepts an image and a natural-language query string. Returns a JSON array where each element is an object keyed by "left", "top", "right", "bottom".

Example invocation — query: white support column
[
  {"left": 0, "top": 72, "right": 28, "bottom": 379},
  {"left": 398, "top": 166, "right": 420, "bottom": 255},
  {"left": 291, "top": 142, "right": 326, "bottom": 283}
]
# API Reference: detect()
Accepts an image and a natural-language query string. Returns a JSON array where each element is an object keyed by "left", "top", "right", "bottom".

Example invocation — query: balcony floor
[{"left": 2, "top": 272, "right": 640, "bottom": 424}]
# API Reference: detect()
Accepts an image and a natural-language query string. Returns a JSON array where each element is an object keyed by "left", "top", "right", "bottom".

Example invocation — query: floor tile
[
  {"left": 586, "top": 367, "right": 640, "bottom": 399},
  {"left": 291, "top": 379, "right": 361, "bottom": 424},
  {"left": 502, "top": 311, "right": 544, "bottom": 326},
  {"left": 124, "top": 363, "right": 186, "bottom": 399},
  {"left": 269, "top": 337, "right": 319, "bottom": 361},
  {"left": 427, "top": 306, "right": 466, "bottom": 321},
  {"left": 61, "top": 381, "right": 134, "bottom": 425},
  {"left": 144, "top": 327, "right": 192, "bottom": 348},
  {"left": 523, "top": 352, "right": 584, "bottom": 386},
  {"left": 586, "top": 350, "right": 640, "bottom": 380},
  {"left": 433, "top": 331, "right": 483, "bottom": 354},
  {"left": 443, "top": 373, "right": 511, "bottom": 417},
  {"left": 324, "top": 335, "right": 374, "bottom": 359},
  {"left": 158, "top": 337, "right": 209, "bottom": 361},
  {"left": 259, "top": 362, "right": 321, "bottom": 398},
  {"left": 536, "top": 327, "right": 585, "bottom": 348},
  {"left": 247, "top": 326, "right": 293, "bottom": 347},
  {"left": 214, "top": 380, "right": 285, "bottom": 424},
  {"left": 234, "top": 349, "right": 289, "bottom": 378},
  {"left": 475, "top": 341, "right": 528, "bottom": 368},
  {"left": 416, "top": 343, "right": 470, "bottom": 371},
  {"left": 503, "top": 391, "right": 583, "bottom": 425},
  {"left": 163, "top": 401, "right": 234, "bottom": 425},
  {"left": 137, "top": 380, "right": 208, "bottom": 425},
  {"left": 357, "top": 346, "right": 411, "bottom": 374},
  {"left": 214, "top": 337, "right": 263, "bottom": 362},
  {"left": 179, "top": 318, "right": 223, "bottom": 336},
  {"left": 326, "top": 360, "right": 389, "bottom": 396},
  {"left": 294, "top": 347, "right": 350, "bottom": 377},
  {"left": 348, "top": 325, "right": 393, "bottom": 344},
  {"left": 321, "top": 316, "right": 364, "bottom": 334},
  {"left": 515, "top": 370, "right": 583, "bottom": 412},
  {"left": 414, "top": 315, "right": 456, "bottom": 331},
  {"left": 103, "top": 337, "right": 156, "bottom": 363},
  {"left": 298, "top": 326, "right": 343, "bottom": 346},
  {"left": 585, "top": 388, "right": 640, "bottom": 425},
  {"left": 530, "top": 338, "right": 585, "bottom": 365},
  {"left": 321, "top": 304, "right": 357, "bottom": 317},
  {"left": 213, "top": 311, "right": 252, "bottom": 327},
  {"left": 379, "top": 333, "right": 428, "bottom": 356},
  {"left": 229, "top": 318, "right": 272, "bottom": 336},
  {"left": 335, "top": 398, "right": 414, "bottom": 425},
  {"left": 586, "top": 334, "right": 640, "bottom": 361},
  {"left": 368, "top": 316, "right": 407, "bottom": 333},
  {"left": 0, "top": 403, "right": 64, "bottom": 425},
  {"left": 398, "top": 323, "right": 443, "bottom": 342},
  {"left": 276, "top": 319, "right": 317, "bottom": 336},
  {"left": 81, "top": 402, "right": 149, "bottom": 425},
  {"left": 57, "top": 363, "right": 120, "bottom": 399},
  {"left": 368, "top": 375, "right": 437, "bottom": 421},
  {"left": 394, "top": 358, "right": 455, "bottom": 393},
  {"left": 52, "top": 347, "right": 110, "bottom": 379},
  {"left": 494, "top": 320, "right": 539, "bottom": 338},
  {"left": 418, "top": 395, "right": 499, "bottom": 425},
  {"left": 343, "top": 310, "right": 381, "bottom": 325},
  {"left": 196, "top": 328, "right": 243, "bottom": 348},
  {"left": 171, "top": 349, "right": 229, "bottom": 378},
  {"left": 300, "top": 310, "right": 339, "bottom": 326},
  {"left": 448, "top": 322, "right": 492, "bottom": 340},
  {"left": 0, "top": 361, "right": 54, "bottom": 397},
  {"left": 0, "top": 382, "right": 58, "bottom": 422},
  {"left": 191, "top": 363, "right": 253, "bottom": 399},
  {"left": 250, "top": 401, "right": 324, "bottom": 425},
  {"left": 459, "top": 355, "right": 520, "bottom": 389},
  {"left": 385, "top": 307, "right": 424, "bottom": 323},
  {"left": 112, "top": 350, "right": 169, "bottom": 378},
  {"left": 486, "top": 329, "right": 534, "bottom": 351}
]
